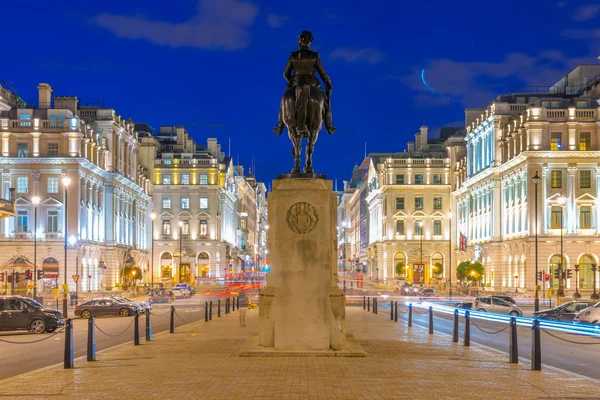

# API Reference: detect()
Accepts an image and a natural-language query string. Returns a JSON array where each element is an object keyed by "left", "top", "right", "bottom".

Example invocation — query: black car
[
  {"left": 0, "top": 296, "right": 64, "bottom": 334},
  {"left": 533, "top": 301, "right": 596, "bottom": 322},
  {"left": 455, "top": 301, "right": 472, "bottom": 310}
]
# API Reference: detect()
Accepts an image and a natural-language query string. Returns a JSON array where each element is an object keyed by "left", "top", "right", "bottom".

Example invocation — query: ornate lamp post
[
  {"left": 32, "top": 195, "right": 40, "bottom": 298},
  {"left": 150, "top": 212, "right": 156, "bottom": 292},
  {"left": 514, "top": 273, "right": 519, "bottom": 293},
  {"left": 62, "top": 176, "right": 71, "bottom": 317},
  {"left": 178, "top": 220, "right": 183, "bottom": 284},
  {"left": 556, "top": 195, "right": 567, "bottom": 297},
  {"left": 418, "top": 220, "right": 424, "bottom": 284},
  {"left": 448, "top": 211, "right": 453, "bottom": 299},
  {"left": 591, "top": 264, "right": 599, "bottom": 300},
  {"left": 532, "top": 171, "right": 541, "bottom": 311},
  {"left": 573, "top": 264, "right": 581, "bottom": 299}
]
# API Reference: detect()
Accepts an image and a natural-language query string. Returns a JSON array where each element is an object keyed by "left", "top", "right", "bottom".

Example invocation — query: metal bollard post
[
  {"left": 367, "top": 297, "right": 371, "bottom": 312},
  {"left": 408, "top": 304, "right": 413, "bottom": 327},
  {"left": 452, "top": 309, "right": 459, "bottom": 343},
  {"left": 237, "top": 296, "right": 240, "bottom": 310},
  {"left": 205, "top": 302, "right": 209, "bottom": 322},
  {"left": 464, "top": 311, "right": 470, "bottom": 347},
  {"left": 134, "top": 313, "right": 141, "bottom": 346},
  {"left": 226, "top": 298, "right": 229, "bottom": 314},
  {"left": 374, "top": 298, "right": 378, "bottom": 314},
  {"left": 218, "top": 299, "right": 221, "bottom": 317},
  {"left": 64, "top": 319, "right": 74, "bottom": 369},
  {"left": 232, "top": 297, "right": 236, "bottom": 312},
  {"left": 170, "top": 305, "right": 175, "bottom": 334},
  {"left": 87, "top": 316, "right": 96, "bottom": 361},
  {"left": 428, "top": 306, "right": 434, "bottom": 334},
  {"left": 363, "top": 296, "right": 366, "bottom": 310},
  {"left": 509, "top": 317, "right": 518, "bottom": 364},
  {"left": 394, "top": 301, "right": 398, "bottom": 322},
  {"left": 531, "top": 319, "right": 541, "bottom": 371},
  {"left": 209, "top": 301, "right": 213, "bottom": 320},
  {"left": 146, "top": 310, "right": 152, "bottom": 341},
  {"left": 390, "top": 301, "right": 394, "bottom": 320}
]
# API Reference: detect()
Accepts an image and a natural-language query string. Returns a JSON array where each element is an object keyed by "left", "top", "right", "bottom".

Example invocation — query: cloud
[
  {"left": 93, "top": 0, "right": 259, "bottom": 50},
  {"left": 572, "top": 4, "right": 600, "bottom": 21},
  {"left": 266, "top": 14, "right": 287, "bottom": 28},
  {"left": 330, "top": 47, "right": 385, "bottom": 64}
]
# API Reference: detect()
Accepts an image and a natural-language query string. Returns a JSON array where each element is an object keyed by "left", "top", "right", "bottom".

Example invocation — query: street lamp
[
  {"left": 514, "top": 273, "right": 519, "bottom": 293},
  {"left": 62, "top": 176, "right": 71, "bottom": 317},
  {"left": 591, "top": 264, "right": 599, "bottom": 300},
  {"left": 419, "top": 220, "right": 424, "bottom": 284},
  {"left": 532, "top": 171, "right": 541, "bottom": 311},
  {"left": 150, "top": 212, "right": 156, "bottom": 292},
  {"left": 573, "top": 264, "right": 581, "bottom": 299},
  {"left": 556, "top": 195, "right": 567, "bottom": 297},
  {"left": 32, "top": 195, "right": 40, "bottom": 299},
  {"left": 178, "top": 220, "right": 183, "bottom": 284},
  {"left": 447, "top": 211, "right": 453, "bottom": 299}
]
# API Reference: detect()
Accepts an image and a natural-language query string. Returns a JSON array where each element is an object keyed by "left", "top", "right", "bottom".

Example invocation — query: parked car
[
  {"left": 170, "top": 287, "right": 191, "bottom": 299},
  {"left": 473, "top": 297, "right": 523, "bottom": 316},
  {"left": 455, "top": 301, "right": 472, "bottom": 310},
  {"left": 419, "top": 288, "right": 439, "bottom": 299},
  {"left": 573, "top": 301, "right": 600, "bottom": 325},
  {"left": 75, "top": 298, "right": 138, "bottom": 319},
  {"left": 175, "top": 283, "right": 196, "bottom": 295},
  {"left": 110, "top": 296, "right": 152, "bottom": 313},
  {"left": 533, "top": 301, "right": 595, "bottom": 322},
  {"left": 0, "top": 296, "right": 64, "bottom": 334}
]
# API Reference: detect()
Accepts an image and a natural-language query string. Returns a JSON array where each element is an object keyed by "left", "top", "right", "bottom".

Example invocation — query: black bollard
[
  {"left": 374, "top": 297, "right": 378, "bottom": 314},
  {"left": 205, "top": 302, "right": 209, "bottom": 322},
  {"left": 87, "top": 316, "right": 96, "bottom": 361},
  {"left": 363, "top": 296, "right": 366, "bottom": 310},
  {"left": 218, "top": 299, "right": 221, "bottom": 317},
  {"left": 232, "top": 297, "right": 236, "bottom": 312},
  {"left": 428, "top": 306, "right": 434, "bottom": 334},
  {"left": 64, "top": 319, "right": 74, "bottom": 369},
  {"left": 209, "top": 301, "right": 213, "bottom": 321},
  {"left": 464, "top": 311, "right": 471, "bottom": 347},
  {"left": 134, "top": 313, "right": 141, "bottom": 346},
  {"left": 509, "top": 317, "right": 518, "bottom": 364},
  {"left": 226, "top": 298, "right": 229, "bottom": 314},
  {"left": 531, "top": 319, "right": 541, "bottom": 371},
  {"left": 170, "top": 305, "right": 175, "bottom": 334},
  {"left": 452, "top": 309, "right": 459, "bottom": 343},
  {"left": 237, "top": 296, "right": 239, "bottom": 310},
  {"left": 408, "top": 304, "right": 413, "bottom": 327},
  {"left": 367, "top": 297, "right": 371, "bottom": 312},
  {"left": 390, "top": 301, "right": 394, "bottom": 320},
  {"left": 146, "top": 310, "right": 152, "bottom": 341},
  {"left": 394, "top": 302, "right": 398, "bottom": 322}
]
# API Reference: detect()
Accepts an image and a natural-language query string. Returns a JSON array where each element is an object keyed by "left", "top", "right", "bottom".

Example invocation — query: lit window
[
  {"left": 551, "top": 207, "right": 562, "bottom": 229},
  {"left": 181, "top": 221, "right": 190, "bottom": 236},
  {"left": 414, "top": 174, "right": 423, "bottom": 185},
  {"left": 200, "top": 174, "right": 208, "bottom": 185},
  {"left": 395, "top": 197, "right": 404, "bottom": 210},
  {"left": 200, "top": 220, "right": 208, "bottom": 236},
  {"left": 580, "top": 170, "right": 591, "bottom": 189},
  {"left": 551, "top": 171, "right": 561, "bottom": 188},
  {"left": 17, "top": 143, "right": 28, "bottom": 158},
  {"left": 162, "top": 174, "right": 171, "bottom": 185},
  {"left": 163, "top": 158, "right": 172, "bottom": 165},
  {"left": 395, "top": 174, "right": 404, "bottom": 185},
  {"left": 162, "top": 220, "right": 171, "bottom": 235},
  {"left": 434, "top": 220, "right": 442, "bottom": 236},
  {"left": 550, "top": 133, "right": 561, "bottom": 151},
  {"left": 415, "top": 197, "right": 423, "bottom": 210},
  {"left": 47, "top": 211, "right": 58, "bottom": 233},
  {"left": 433, "top": 197, "right": 442, "bottom": 210},
  {"left": 17, "top": 211, "right": 28, "bottom": 232},
  {"left": 47, "top": 143, "right": 59, "bottom": 157},
  {"left": 181, "top": 174, "right": 190, "bottom": 185},
  {"left": 16, "top": 177, "right": 28, "bottom": 193},
  {"left": 395, "top": 220, "right": 405, "bottom": 235},
  {"left": 162, "top": 197, "right": 171, "bottom": 209},
  {"left": 433, "top": 174, "right": 442, "bottom": 185},
  {"left": 181, "top": 197, "right": 190, "bottom": 209},
  {"left": 200, "top": 197, "right": 208, "bottom": 210},
  {"left": 579, "top": 132, "right": 591, "bottom": 151},
  {"left": 47, "top": 177, "right": 59, "bottom": 194},
  {"left": 415, "top": 221, "right": 423, "bottom": 235},
  {"left": 580, "top": 206, "right": 592, "bottom": 229}
]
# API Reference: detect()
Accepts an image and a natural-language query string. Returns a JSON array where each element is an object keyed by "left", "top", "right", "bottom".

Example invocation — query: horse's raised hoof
[
  {"left": 273, "top": 125, "right": 284, "bottom": 135},
  {"left": 326, "top": 125, "right": 337, "bottom": 135}
]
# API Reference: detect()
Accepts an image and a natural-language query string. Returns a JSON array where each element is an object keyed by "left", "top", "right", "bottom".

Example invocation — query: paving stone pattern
[{"left": 0, "top": 306, "right": 598, "bottom": 399}]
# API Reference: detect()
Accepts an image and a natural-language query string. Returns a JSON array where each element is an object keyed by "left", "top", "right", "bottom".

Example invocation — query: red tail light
[{"left": 75, "top": 306, "right": 80, "bottom": 311}]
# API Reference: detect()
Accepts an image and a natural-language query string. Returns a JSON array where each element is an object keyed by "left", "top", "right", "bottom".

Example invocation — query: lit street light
[
  {"left": 32, "top": 195, "right": 40, "bottom": 299},
  {"left": 532, "top": 171, "right": 541, "bottom": 311},
  {"left": 62, "top": 176, "right": 71, "bottom": 318},
  {"left": 514, "top": 273, "right": 519, "bottom": 293}
]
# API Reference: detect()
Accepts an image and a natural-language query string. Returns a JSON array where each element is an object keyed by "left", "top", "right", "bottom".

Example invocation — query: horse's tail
[{"left": 295, "top": 84, "right": 309, "bottom": 132}]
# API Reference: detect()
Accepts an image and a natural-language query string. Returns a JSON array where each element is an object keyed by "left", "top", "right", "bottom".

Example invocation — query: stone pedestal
[{"left": 259, "top": 178, "right": 345, "bottom": 350}]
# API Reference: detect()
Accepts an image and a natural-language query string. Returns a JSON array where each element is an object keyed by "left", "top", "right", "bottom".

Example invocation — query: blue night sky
[{"left": 3, "top": 0, "right": 600, "bottom": 186}]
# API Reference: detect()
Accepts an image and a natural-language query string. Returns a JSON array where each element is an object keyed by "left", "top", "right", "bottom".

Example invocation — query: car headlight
[{"left": 44, "top": 313, "right": 58, "bottom": 319}]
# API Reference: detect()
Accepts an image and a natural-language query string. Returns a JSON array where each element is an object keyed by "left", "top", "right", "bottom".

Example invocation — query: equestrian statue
[{"left": 274, "top": 31, "right": 336, "bottom": 175}]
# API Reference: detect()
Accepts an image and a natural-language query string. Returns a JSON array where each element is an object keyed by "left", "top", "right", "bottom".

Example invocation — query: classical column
[
  {"left": 596, "top": 167, "right": 600, "bottom": 230},
  {"left": 492, "top": 177, "right": 502, "bottom": 241},
  {"left": 542, "top": 167, "right": 548, "bottom": 233},
  {"left": 567, "top": 165, "right": 577, "bottom": 233}
]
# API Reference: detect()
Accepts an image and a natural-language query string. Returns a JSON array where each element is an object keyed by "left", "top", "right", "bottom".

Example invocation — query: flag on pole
[{"left": 459, "top": 233, "right": 468, "bottom": 251}]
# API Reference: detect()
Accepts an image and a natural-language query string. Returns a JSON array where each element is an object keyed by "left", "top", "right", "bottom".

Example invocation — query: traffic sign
[
  {"left": 52, "top": 288, "right": 59, "bottom": 297},
  {"left": 72, "top": 274, "right": 80, "bottom": 283}
]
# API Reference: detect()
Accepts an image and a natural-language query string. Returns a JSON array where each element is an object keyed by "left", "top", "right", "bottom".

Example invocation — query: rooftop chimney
[
  {"left": 37, "top": 83, "right": 52, "bottom": 109},
  {"left": 407, "top": 141, "right": 415, "bottom": 152},
  {"left": 420, "top": 126, "right": 428, "bottom": 146}
]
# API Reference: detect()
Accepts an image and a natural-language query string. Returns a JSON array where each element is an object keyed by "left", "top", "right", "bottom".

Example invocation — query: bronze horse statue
[{"left": 274, "top": 31, "right": 336, "bottom": 175}]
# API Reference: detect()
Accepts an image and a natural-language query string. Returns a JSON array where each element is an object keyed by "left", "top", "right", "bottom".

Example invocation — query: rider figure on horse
[{"left": 274, "top": 30, "right": 336, "bottom": 135}]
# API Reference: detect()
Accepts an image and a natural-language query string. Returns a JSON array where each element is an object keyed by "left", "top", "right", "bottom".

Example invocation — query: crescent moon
[{"left": 421, "top": 69, "right": 438, "bottom": 94}]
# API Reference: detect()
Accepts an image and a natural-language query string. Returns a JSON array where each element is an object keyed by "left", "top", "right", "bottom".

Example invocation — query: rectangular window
[
  {"left": 162, "top": 197, "right": 171, "bottom": 209},
  {"left": 580, "top": 170, "right": 591, "bottom": 189},
  {"left": 551, "top": 170, "right": 562, "bottom": 188},
  {"left": 433, "top": 174, "right": 442, "bottom": 185},
  {"left": 550, "top": 133, "right": 561, "bottom": 151},
  {"left": 162, "top": 174, "right": 171, "bottom": 185},
  {"left": 181, "top": 174, "right": 190, "bottom": 185},
  {"left": 182, "top": 221, "right": 190, "bottom": 236},
  {"left": 47, "top": 210, "right": 58, "bottom": 233},
  {"left": 17, "top": 211, "right": 28, "bottom": 232},
  {"left": 395, "top": 174, "right": 404, "bottom": 185},
  {"left": 433, "top": 197, "right": 442, "bottom": 210},
  {"left": 395, "top": 220, "right": 405, "bottom": 235},
  {"left": 163, "top": 158, "right": 172, "bottom": 165},
  {"left": 580, "top": 206, "right": 592, "bottom": 229},
  {"left": 199, "top": 197, "right": 208, "bottom": 210},
  {"left": 415, "top": 197, "right": 423, "bottom": 210},
  {"left": 181, "top": 197, "right": 190, "bottom": 209},
  {"left": 47, "top": 177, "right": 59, "bottom": 194},
  {"left": 16, "top": 176, "right": 28, "bottom": 193},
  {"left": 580, "top": 132, "right": 591, "bottom": 151},
  {"left": 395, "top": 197, "right": 404, "bottom": 210},
  {"left": 434, "top": 220, "right": 442, "bottom": 236},
  {"left": 162, "top": 220, "right": 171, "bottom": 236},
  {"left": 200, "top": 220, "right": 208, "bottom": 236},
  {"left": 551, "top": 207, "right": 562, "bottom": 229},
  {"left": 47, "top": 143, "right": 59, "bottom": 157},
  {"left": 576, "top": 100, "right": 588, "bottom": 109},
  {"left": 415, "top": 221, "right": 423, "bottom": 236},
  {"left": 414, "top": 174, "right": 423, "bottom": 185},
  {"left": 200, "top": 174, "right": 208, "bottom": 185},
  {"left": 17, "top": 143, "right": 28, "bottom": 158}
]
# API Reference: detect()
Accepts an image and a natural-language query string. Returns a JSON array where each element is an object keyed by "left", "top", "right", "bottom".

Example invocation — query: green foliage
[
  {"left": 395, "top": 262, "right": 406, "bottom": 276},
  {"left": 456, "top": 261, "right": 484, "bottom": 282},
  {"left": 432, "top": 262, "right": 443, "bottom": 276},
  {"left": 121, "top": 266, "right": 143, "bottom": 283}
]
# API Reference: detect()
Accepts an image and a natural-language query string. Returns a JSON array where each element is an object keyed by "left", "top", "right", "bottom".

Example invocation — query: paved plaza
[{"left": 0, "top": 306, "right": 598, "bottom": 400}]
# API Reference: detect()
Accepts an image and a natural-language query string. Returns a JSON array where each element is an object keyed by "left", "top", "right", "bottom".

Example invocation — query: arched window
[
  {"left": 431, "top": 253, "right": 444, "bottom": 278},
  {"left": 549, "top": 254, "right": 564, "bottom": 288},
  {"left": 160, "top": 252, "right": 173, "bottom": 279},
  {"left": 197, "top": 252, "right": 210, "bottom": 278},
  {"left": 393, "top": 253, "right": 407, "bottom": 277},
  {"left": 578, "top": 254, "right": 595, "bottom": 289}
]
